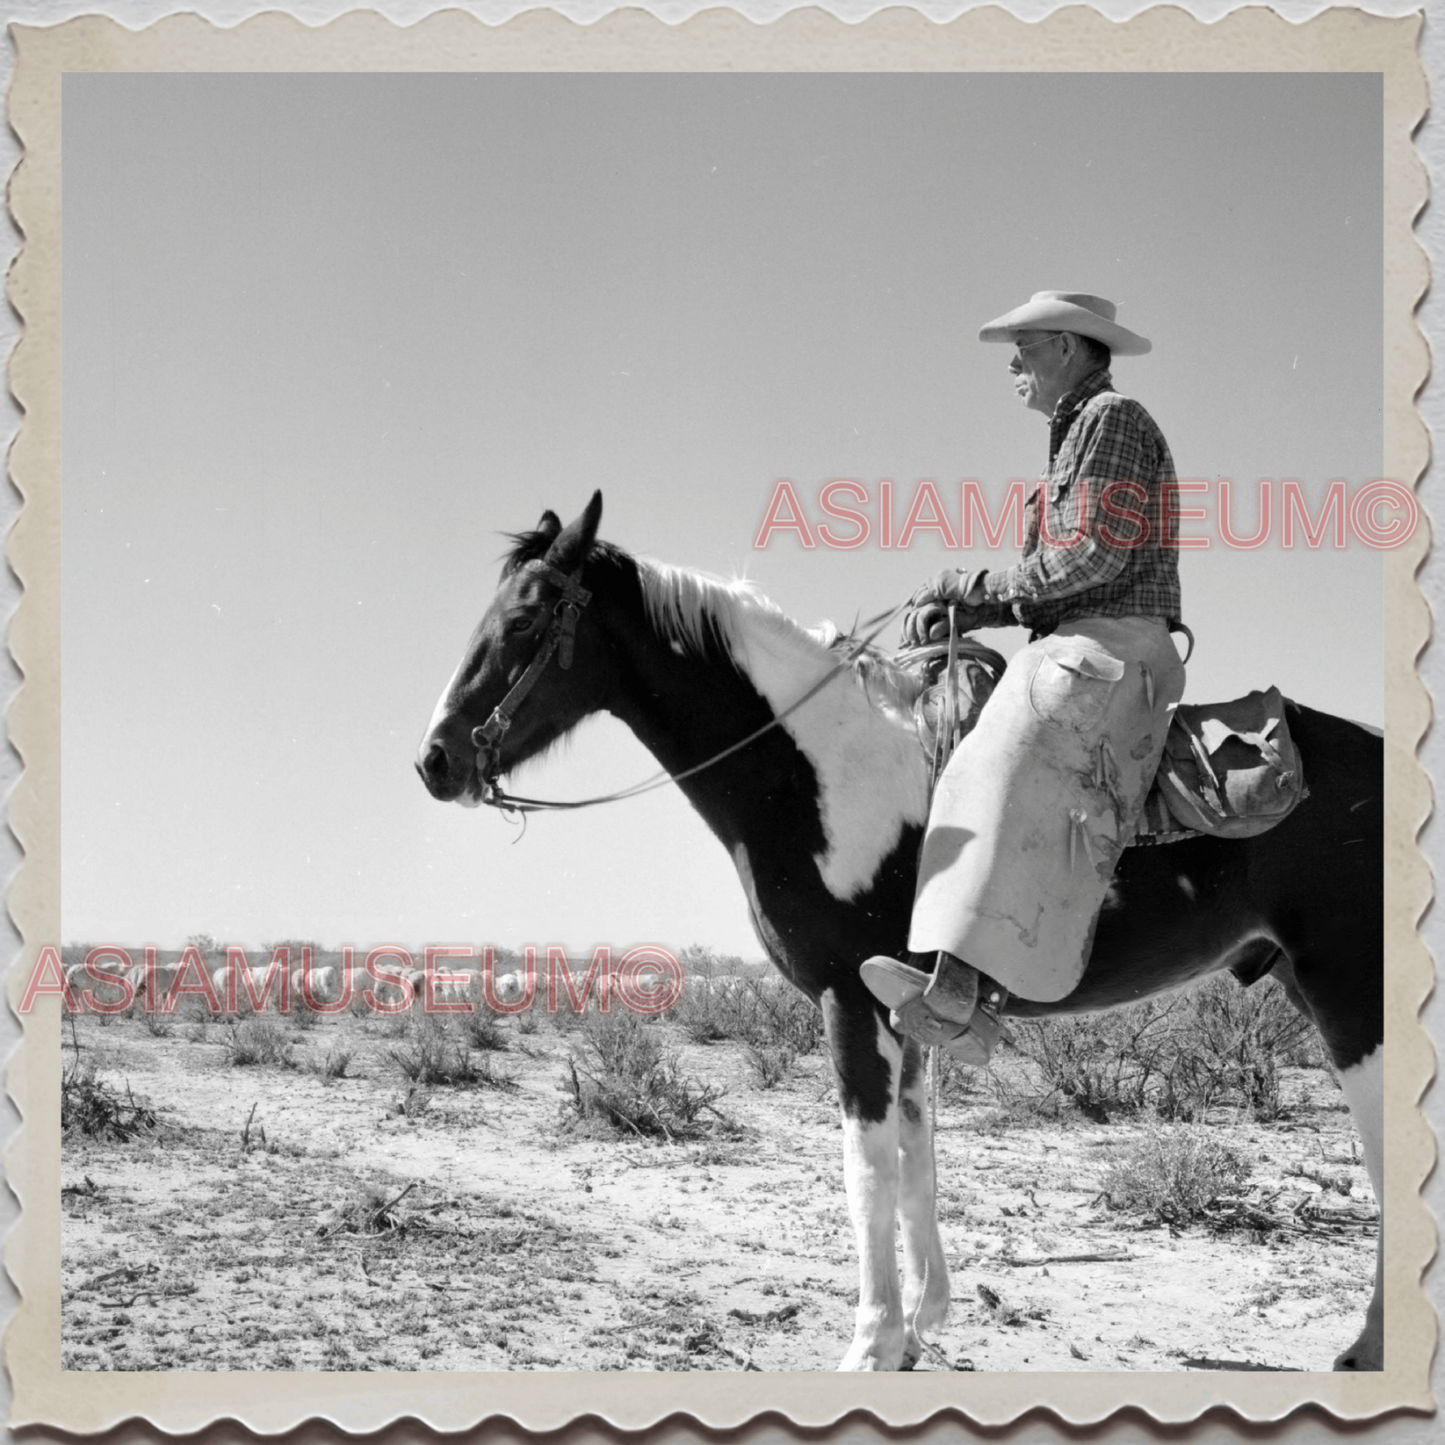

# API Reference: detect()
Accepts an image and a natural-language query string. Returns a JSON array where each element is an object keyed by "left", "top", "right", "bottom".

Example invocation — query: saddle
[{"left": 901, "top": 645, "right": 1305, "bottom": 844}]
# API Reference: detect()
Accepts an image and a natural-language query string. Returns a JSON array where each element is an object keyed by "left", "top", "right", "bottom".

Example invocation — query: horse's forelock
[
  {"left": 499, "top": 528, "right": 557, "bottom": 578},
  {"left": 499, "top": 533, "right": 625, "bottom": 581}
]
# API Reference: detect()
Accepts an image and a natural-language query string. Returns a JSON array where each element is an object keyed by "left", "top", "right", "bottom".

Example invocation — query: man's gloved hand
[{"left": 902, "top": 568, "right": 990, "bottom": 646}]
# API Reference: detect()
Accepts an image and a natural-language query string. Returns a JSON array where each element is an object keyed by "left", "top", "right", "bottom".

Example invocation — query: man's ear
[{"left": 544, "top": 491, "right": 603, "bottom": 574}]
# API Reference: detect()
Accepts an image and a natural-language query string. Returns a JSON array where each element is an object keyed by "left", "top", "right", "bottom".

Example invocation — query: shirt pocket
[{"left": 1027, "top": 645, "right": 1126, "bottom": 733}]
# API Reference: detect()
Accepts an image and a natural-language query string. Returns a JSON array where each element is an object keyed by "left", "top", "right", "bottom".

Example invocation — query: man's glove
[{"left": 902, "top": 568, "right": 990, "bottom": 647}]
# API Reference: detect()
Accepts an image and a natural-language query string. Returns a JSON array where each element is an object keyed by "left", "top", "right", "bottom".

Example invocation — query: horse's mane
[{"left": 500, "top": 527, "right": 922, "bottom": 711}]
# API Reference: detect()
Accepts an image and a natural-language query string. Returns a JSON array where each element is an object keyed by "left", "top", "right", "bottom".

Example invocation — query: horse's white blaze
[
  {"left": 734, "top": 611, "right": 929, "bottom": 901},
  {"left": 426, "top": 659, "right": 466, "bottom": 740},
  {"left": 838, "top": 1016, "right": 906, "bottom": 1372}
]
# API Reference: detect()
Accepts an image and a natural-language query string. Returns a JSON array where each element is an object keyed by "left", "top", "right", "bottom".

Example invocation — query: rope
[{"left": 905, "top": 602, "right": 959, "bottom": 1366}]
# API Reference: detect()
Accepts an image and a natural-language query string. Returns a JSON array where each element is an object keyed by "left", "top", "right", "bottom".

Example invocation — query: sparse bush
[
  {"left": 393, "top": 1084, "right": 433, "bottom": 1119},
  {"left": 316, "top": 1045, "right": 353, "bottom": 1080},
  {"left": 672, "top": 973, "right": 823, "bottom": 1056},
  {"left": 937, "top": 1051, "right": 983, "bottom": 1106},
  {"left": 473, "top": 1051, "right": 519, "bottom": 1091},
  {"left": 385, "top": 1015, "right": 479, "bottom": 1086},
  {"left": 384, "top": 1014, "right": 515, "bottom": 1088},
  {"left": 141, "top": 1010, "right": 173, "bottom": 1039},
  {"left": 225, "top": 1017, "right": 295, "bottom": 1069},
  {"left": 463, "top": 1009, "right": 509, "bottom": 1052},
  {"left": 563, "top": 1009, "right": 726, "bottom": 1140},
  {"left": 290, "top": 1001, "right": 320, "bottom": 1030},
  {"left": 1100, "top": 1123, "right": 1251, "bottom": 1222},
  {"left": 1002, "top": 975, "right": 1318, "bottom": 1123},
  {"left": 61, "top": 1059, "right": 156, "bottom": 1141},
  {"left": 746, "top": 1042, "right": 796, "bottom": 1089}
]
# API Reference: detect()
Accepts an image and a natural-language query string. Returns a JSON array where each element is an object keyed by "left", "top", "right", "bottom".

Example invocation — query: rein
[{"left": 472, "top": 589, "right": 911, "bottom": 816}]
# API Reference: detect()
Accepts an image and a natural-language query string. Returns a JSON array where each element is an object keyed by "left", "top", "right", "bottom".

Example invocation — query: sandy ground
[{"left": 59, "top": 1005, "right": 1378, "bottom": 1373}]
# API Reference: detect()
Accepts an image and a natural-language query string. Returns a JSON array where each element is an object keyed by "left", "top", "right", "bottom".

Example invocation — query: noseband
[{"left": 471, "top": 559, "right": 592, "bottom": 800}]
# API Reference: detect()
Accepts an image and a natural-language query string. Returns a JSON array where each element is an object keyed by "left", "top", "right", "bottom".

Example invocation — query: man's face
[{"left": 1007, "top": 330, "right": 1068, "bottom": 416}]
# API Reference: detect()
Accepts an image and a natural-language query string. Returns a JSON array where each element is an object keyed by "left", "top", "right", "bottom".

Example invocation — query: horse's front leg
[
  {"left": 1335, "top": 1043, "right": 1385, "bottom": 1370},
  {"left": 826, "top": 993, "right": 906, "bottom": 1371},
  {"left": 897, "top": 1039, "right": 950, "bottom": 1368}
]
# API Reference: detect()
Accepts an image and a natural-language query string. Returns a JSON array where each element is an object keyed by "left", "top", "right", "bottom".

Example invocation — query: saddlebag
[{"left": 1150, "top": 686, "right": 1305, "bottom": 840}]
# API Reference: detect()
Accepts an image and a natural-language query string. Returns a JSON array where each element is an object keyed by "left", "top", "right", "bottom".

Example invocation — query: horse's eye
[{"left": 507, "top": 613, "right": 535, "bottom": 635}]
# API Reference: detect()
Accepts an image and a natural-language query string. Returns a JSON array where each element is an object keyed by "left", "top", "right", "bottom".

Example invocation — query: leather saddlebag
[{"left": 1155, "top": 686, "right": 1304, "bottom": 839}]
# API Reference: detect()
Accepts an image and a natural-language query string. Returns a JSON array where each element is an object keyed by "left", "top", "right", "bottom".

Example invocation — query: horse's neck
[
  {"left": 606, "top": 593, "right": 786, "bottom": 832},
  {"left": 602, "top": 572, "right": 930, "bottom": 877}
]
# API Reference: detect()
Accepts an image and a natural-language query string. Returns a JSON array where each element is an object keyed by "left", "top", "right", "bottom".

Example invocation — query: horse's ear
[
  {"left": 535, "top": 510, "right": 563, "bottom": 543},
  {"left": 544, "top": 491, "right": 603, "bottom": 573}
]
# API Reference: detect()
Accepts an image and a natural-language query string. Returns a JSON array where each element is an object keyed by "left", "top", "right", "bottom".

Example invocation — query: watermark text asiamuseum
[
  {"left": 753, "top": 477, "right": 1419, "bottom": 551},
  {"left": 23, "top": 943, "right": 685, "bottom": 1017}
]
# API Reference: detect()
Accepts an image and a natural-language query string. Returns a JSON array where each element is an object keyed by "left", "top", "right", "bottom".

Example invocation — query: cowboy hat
[{"left": 978, "top": 291, "right": 1151, "bottom": 356}]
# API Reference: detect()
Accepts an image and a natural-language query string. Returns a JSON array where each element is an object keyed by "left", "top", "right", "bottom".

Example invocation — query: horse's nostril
[{"left": 422, "top": 743, "right": 449, "bottom": 782}]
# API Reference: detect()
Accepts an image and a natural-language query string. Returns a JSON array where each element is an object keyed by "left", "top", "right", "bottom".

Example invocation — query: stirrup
[{"left": 859, "top": 953, "right": 1010, "bottom": 1064}]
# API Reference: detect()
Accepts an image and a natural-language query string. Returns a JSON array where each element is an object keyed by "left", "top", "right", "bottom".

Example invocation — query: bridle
[
  {"left": 467, "top": 560, "right": 910, "bottom": 816},
  {"left": 470, "top": 558, "right": 592, "bottom": 802}
]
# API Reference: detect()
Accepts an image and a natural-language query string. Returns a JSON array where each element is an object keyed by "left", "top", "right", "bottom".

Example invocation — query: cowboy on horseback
[{"left": 863, "top": 291, "right": 1188, "bottom": 1064}]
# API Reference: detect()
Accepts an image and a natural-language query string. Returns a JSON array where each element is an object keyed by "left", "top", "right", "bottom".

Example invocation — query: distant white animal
[
  {"left": 65, "top": 961, "right": 130, "bottom": 1009},
  {"left": 491, "top": 971, "right": 527, "bottom": 1006},
  {"left": 296, "top": 964, "right": 338, "bottom": 1005},
  {"left": 123, "top": 960, "right": 182, "bottom": 1007}
]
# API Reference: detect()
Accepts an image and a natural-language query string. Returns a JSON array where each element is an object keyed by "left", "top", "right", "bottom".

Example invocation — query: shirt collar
[{"left": 1048, "top": 367, "right": 1113, "bottom": 457}]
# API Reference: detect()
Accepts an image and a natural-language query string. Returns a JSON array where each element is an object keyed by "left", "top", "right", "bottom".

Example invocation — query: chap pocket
[{"left": 1027, "top": 648, "right": 1126, "bottom": 732}]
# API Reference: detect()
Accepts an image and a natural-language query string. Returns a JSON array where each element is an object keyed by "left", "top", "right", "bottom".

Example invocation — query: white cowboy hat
[{"left": 978, "top": 291, "right": 1151, "bottom": 356}]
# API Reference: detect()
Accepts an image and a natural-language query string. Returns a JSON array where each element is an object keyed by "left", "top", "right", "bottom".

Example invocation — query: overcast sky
[{"left": 61, "top": 72, "right": 1385, "bottom": 953}]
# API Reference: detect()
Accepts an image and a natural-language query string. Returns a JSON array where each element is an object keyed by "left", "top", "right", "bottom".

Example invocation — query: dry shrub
[
  {"left": 1003, "top": 975, "right": 1319, "bottom": 1123},
  {"left": 61, "top": 1059, "right": 156, "bottom": 1141},
  {"left": 385, "top": 1014, "right": 516, "bottom": 1089},
  {"left": 1100, "top": 1123, "right": 1251, "bottom": 1222},
  {"left": 311, "top": 1044, "right": 353, "bottom": 1080},
  {"left": 672, "top": 972, "right": 822, "bottom": 1056},
  {"left": 462, "top": 1009, "right": 509, "bottom": 1052},
  {"left": 141, "top": 1010, "right": 173, "bottom": 1039},
  {"left": 563, "top": 1009, "right": 726, "bottom": 1140},
  {"left": 385, "top": 1014, "right": 478, "bottom": 1085},
  {"left": 746, "top": 1042, "right": 796, "bottom": 1089},
  {"left": 225, "top": 1017, "right": 295, "bottom": 1068},
  {"left": 291, "top": 1000, "right": 321, "bottom": 1030}
]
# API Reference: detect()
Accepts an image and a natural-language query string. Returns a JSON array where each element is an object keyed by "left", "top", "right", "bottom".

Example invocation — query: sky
[{"left": 61, "top": 72, "right": 1387, "bottom": 955}]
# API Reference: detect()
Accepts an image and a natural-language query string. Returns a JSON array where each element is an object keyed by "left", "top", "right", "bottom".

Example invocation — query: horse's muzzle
[{"left": 416, "top": 737, "right": 475, "bottom": 802}]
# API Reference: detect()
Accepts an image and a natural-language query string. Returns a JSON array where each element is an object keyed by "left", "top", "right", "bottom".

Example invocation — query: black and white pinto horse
[{"left": 417, "top": 493, "right": 1384, "bottom": 1373}]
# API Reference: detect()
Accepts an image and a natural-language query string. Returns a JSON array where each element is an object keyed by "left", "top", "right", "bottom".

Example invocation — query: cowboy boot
[{"left": 860, "top": 951, "right": 1010, "bottom": 1065}]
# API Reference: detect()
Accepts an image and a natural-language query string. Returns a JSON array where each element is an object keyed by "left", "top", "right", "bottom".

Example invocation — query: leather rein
[{"left": 470, "top": 562, "right": 909, "bottom": 816}]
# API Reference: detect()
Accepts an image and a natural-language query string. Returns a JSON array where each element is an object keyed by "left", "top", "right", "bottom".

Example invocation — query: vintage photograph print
[{"left": 4, "top": 7, "right": 1431, "bottom": 1435}]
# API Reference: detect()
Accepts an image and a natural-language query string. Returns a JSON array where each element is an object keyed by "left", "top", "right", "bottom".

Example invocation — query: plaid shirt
[{"left": 978, "top": 369, "right": 1183, "bottom": 635}]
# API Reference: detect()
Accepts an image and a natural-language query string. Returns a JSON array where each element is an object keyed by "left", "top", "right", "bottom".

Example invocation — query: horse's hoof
[
  {"left": 838, "top": 1338, "right": 905, "bottom": 1372},
  {"left": 1333, "top": 1344, "right": 1384, "bottom": 1371}
]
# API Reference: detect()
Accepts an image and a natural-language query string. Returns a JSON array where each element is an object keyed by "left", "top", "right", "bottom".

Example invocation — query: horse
[{"left": 416, "top": 492, "right": 1383, "bottom": 1373}]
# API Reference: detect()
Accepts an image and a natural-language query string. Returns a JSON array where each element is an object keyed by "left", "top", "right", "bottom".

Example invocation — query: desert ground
[{"left": 59, "top": 965, "right": 1378, "bottom": 1373}]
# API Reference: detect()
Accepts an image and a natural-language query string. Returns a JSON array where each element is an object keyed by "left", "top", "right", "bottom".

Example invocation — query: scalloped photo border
[{"left": 3, "top": 5, "right": 1432, "bottom": 1434}]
